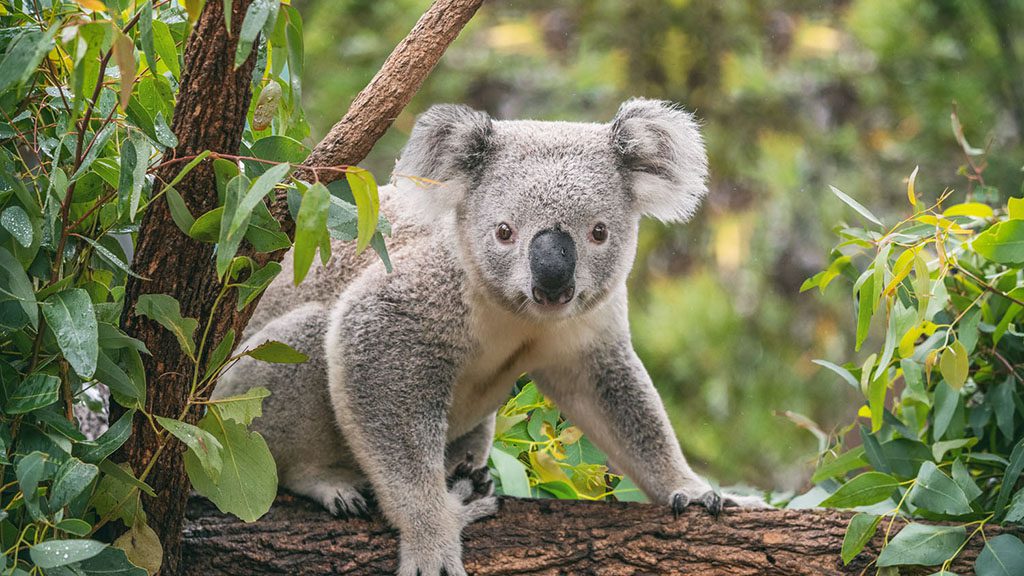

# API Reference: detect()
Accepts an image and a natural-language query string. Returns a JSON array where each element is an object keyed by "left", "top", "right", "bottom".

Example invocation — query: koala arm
[{"left": 532, "top": 338, "right": 720, "bottom": 512}]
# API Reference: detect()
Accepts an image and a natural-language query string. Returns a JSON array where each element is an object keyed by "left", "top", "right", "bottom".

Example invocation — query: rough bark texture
[
  {"left": 114, "top": 0, "right": 482, "bottom": 573},
  {"left": 182, "top": 496, "right": 1015, "bottom": 575},
  {"left": 115, "top": 1, "right": 257, "bottom": 573}
]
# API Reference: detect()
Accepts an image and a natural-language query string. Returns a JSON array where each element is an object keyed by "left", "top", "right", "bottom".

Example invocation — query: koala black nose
[{"left": 529, "top": 227, "right": 577, "bottom": 306}]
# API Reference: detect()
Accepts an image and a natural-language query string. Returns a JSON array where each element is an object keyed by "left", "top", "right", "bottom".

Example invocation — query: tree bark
[
  {"left": 115, "top": 0, "right": 482, "bottom": 573},
  {"left": 181, "top": 496, "right": 1015, "bottom": 576},
  {"left": 115, "top": 1, "right": 258, "bottom": 573}
]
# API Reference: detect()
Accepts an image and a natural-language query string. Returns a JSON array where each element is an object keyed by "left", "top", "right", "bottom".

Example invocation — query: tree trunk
[
  {"left": 181, "top": 496, "right": 1014, "bottom": 575},
  {"left": 115, "top": 1, "right": 257, "bottom": 573},
  {"left": 115, "top": 0, "right": 482, "bottom": 573}
]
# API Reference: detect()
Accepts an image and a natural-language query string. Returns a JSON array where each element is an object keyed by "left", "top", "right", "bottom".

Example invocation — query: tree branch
[
  {"left": 182, "top": 496, "right": 1017, "bottom": 575},
  {"left": 275, "top": 0, "right": 485, "bottom": 232}
]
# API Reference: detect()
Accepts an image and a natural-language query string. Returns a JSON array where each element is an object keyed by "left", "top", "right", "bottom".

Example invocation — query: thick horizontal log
[{"left": 181, "top": 495, "right": 1015, "bottom": 575}]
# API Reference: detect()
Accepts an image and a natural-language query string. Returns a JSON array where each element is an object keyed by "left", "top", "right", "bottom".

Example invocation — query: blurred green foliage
[{"left": 296, "top": 0, "right": 1024, "bottom": 491}]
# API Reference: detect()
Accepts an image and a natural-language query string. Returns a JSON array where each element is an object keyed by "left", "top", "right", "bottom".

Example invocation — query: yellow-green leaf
[
  {"left": 346, "top": 168, "right": 379, "bottom": 253},
  {"left": 906, "top": 165, "right": 918, "bottom": 206},
  {"left": 939, "top": 340, "right": 968, "bottom": 390},
  {"left": 942, "top": 202, "right": 994, "bottom": 219}
]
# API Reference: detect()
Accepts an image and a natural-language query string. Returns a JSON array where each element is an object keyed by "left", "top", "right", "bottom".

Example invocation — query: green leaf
[
  {"left": 876, "top": 523, "right": 966, "bottom": 567},
  {"left": 77, "top": 235, "right": 147, "bottom": 279},
  {"left": 50, "top": 458, "right": 99, "bottom": 510},
  {"left": 244, "top": 340, "right": 308, "bottom": 364},
  {"left": 92, "top": 464, "right": 145, "bottom": 526},
  {"left": 841, "top": 513, "right": 881, "bottom": 565},
  {"left": 347, "top": 168, "right": 379, "bottom": 253},
  {"left": 185, "top": 414, "right": 277, "bottom": 522},
  {"left": 536, "top": 480, "right": 577, "bottom": 499},
  {"left": 908, "top": 461, "right": 972, "bottom": 515},
  {"left": 204, "top": 329, "right": 236, "bottom": 381},
  {"left": 96, "top": 349, "right": 145, "bottom": 405},
  {"left": 134, "top": 294, "right": 199, "bottom": 360},
  {"left": 138, "top": 1, "right": 156, "bottom": 74},
  {"left": 992, "top": 376, "right": 1017, "bottom": 441},
  {"left": 293, "top": 182, "right": 330, "bottom": 284},
  {"left": 1004, "top": 489, "right": 1024, "bottom": 523},
  {"left": 247, "top": 135, "right": 309, "bottom": 177},
  {"left": 73, "top": 546, "right": 148, "bottom": 576},
  {"left": 856, "top": 273, "right": 875, "bottom": 350},
  {"left": 229, "top": 163, "right": 290, "bottom": 238},
  {"left": 42, "top": 289, "right": 99, "bottom": 379},
  {"left": 56, "top": 518, "right": 93, "bottom": 536},
  {"left": 235, "top": 0, "right": 275, "bottom": 68},
  {"left": 830, "top": 185, "right": 883, "bottom": 227},
  {"left": 17, "top": 451, "right": 47, "bottom": 502},
  {"left": 812, "top": 446, "right": 867, "bottom": 483},
  {"left": 0, "top": 28, "right": 56, "bottom": 94},
  {"left": 189, "top": 207, "right": 224, "bottom": 243},
  {"left": 29, "top": 540, "right": 107, "bottom": 569},
  {"left": 820, "top": 471, "right": 899, "bottom": 508},
  {"left": 156, "top": 416, "right": 223, "bottom": 483},
  {"left": 996, "top": 438, "right": 1024, "bottom": 520},
  {"left": 489, "top": 447, "right": 530, "bottom": 497},
  {"left": 973, "top": 220, "right": 1024, "bottom": 265},
  {"left": 77, "top": 410, "right": 136, "bottom": 464},
  {"left": 812, "top": 359, "right": 859, "bottom": 388},
  {"left": 164, "top": 186, "right": 196, "bottom": 235},
  {"left": 939, "top": 340, "right": 969, "bottom": 390},
  {"left": 71, "top": 124, "right": 116, "bottom": 182},
  {"left": 951, "top": 458, "right": 983, "bottom": 502},
  {"left": 0, "top": 246, "right": 38, "bottom": 329},
  {"left": 5, "top": 373, "right": 59, "bottom": 414},
  {"left": 1, "top": 206, "right": 32, "bottom": 247},
  {"left": 98, "top": 459, "right": 156, "bottom": 497},
  {"left": 933, "top": 382, "right": 960, "bottom": 440},
  {"left": 234, "top": 261, "right": 281, "bottom": 311},
  {"left": 217, "top": 174, "right": 252, "bottom": 279},
  {"left": 932, "top": 438, "right": 977, "bottom": 462},
  {"left": 976, "top": 534, "right": 1024, "bottom": 576},
  {"left": 244, "top": 201, "right": 290, "bottom": 252},
  {"left": 208, "top": 386, "right": 270, "bottom": 426}
]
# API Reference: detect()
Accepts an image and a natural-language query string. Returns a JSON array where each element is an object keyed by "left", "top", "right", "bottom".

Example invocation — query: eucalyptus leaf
[
  {"left": 41, "top": 289, "right": 99, "bottom": 379},
  {"left": 876, "top": 523, "right": 966, "bottom": 567}
]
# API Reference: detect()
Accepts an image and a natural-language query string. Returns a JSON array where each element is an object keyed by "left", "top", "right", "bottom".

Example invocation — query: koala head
[{"left": 393, "top": 98, "right": 708, "bottom": 321}]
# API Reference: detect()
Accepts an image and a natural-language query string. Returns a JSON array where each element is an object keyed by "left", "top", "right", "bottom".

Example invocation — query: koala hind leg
[{"left": 284, "top": 464, "right": 370, "bottom": 519}]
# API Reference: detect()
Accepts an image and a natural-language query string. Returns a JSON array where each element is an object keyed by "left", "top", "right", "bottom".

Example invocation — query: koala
[{"left": 214, "top": 99, "right": 766, "bottom": 576}]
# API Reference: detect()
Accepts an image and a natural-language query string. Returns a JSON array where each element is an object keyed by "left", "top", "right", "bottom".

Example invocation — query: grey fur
[{"left": 215, "top": 98, "right": 765, "bottom": 576}]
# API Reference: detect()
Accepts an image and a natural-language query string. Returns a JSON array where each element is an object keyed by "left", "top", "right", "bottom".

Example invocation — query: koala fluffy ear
[
  {"left": 392, "top": 104, "right": 493, "bottom": 220},
  {"left": 610, "top": 98, "right": 709, "bottom": 223}
]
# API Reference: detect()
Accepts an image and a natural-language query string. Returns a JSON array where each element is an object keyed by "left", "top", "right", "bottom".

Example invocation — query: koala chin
[{"left": 214, "top": 98, "right": 768, "bottom": 576}]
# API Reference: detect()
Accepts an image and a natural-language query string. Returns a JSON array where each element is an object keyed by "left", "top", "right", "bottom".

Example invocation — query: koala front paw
[
  {"left": 447, "top": 457, "right": 494, "bottom": 504},
  {"left": 671, "top": 489, "right": 722, "bottom": 518}
]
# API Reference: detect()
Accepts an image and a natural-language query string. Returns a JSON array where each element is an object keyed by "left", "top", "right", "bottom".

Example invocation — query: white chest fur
[{"left": 445, "top": 294, "right": 618, "bottom": 440}]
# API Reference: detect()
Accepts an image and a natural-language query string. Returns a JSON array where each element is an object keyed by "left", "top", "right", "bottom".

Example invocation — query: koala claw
[
  {"left": 329, "top": 490, "right": 370, "bottom": 519},
  {"left": 670, "top": 489, "right": 722, "bottom": 518},
  {"left": 447, "top": 457, "right": 494, "bottom": 504}
]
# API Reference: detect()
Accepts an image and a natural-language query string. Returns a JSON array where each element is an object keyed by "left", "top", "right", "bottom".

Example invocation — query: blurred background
[{"left": 294, "top": 0, "right": 1024, "bottom": 492}]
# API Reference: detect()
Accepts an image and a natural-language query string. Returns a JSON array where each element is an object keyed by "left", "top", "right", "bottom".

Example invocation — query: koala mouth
[{"left": 531, "top": 285, "right": 575, "bottom": 307}]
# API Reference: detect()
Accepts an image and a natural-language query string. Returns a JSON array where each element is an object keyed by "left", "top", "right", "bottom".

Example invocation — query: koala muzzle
[{"left": 529, "top": 227, "right": 577, "bottom": 306}]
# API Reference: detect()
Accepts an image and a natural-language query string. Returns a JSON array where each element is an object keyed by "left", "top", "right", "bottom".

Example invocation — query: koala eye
[
  {"left": 590, "top": 222, "right": 608, "bottom": 244},
  {"left": 495, "top": 222, "right": 516, "bottom": 243}
]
